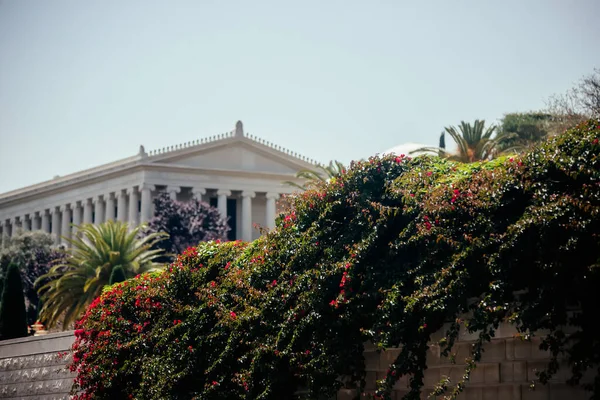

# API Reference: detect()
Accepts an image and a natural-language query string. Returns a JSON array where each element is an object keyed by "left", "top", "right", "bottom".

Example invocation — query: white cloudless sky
[{"left": 1, "top": 0, "right": 599, "bottom": 193}]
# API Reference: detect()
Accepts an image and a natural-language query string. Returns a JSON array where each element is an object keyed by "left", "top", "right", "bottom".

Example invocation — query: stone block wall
[
  {"left": 0, "top": 332, "right": 75, "bottom": 400},
  {"left": 0, "top": 327, "right": 592, "bottom": 399},
  {"left": 338, "top": 323, "right": 591, "bottom": 400}
]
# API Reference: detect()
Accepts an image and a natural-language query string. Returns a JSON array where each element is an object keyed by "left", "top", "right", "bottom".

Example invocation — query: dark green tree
[
  {"left": 0, "top": 263, "right": 28, "bottom": 340},
  {"left": 108, "top": 265, "right": 126, "bottom": 285},
  {"left": 497, "top": 112, "right": 554, "bottom": 150}
]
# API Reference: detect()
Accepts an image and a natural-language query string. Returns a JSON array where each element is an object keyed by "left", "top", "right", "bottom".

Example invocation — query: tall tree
[
  {"left": 36, "top": 221, "right": 167, "bottom": 329},
  {"left": 497, "top": 112, "right": 555, "bottom": 150},
  {"left": 0, "top": 231, "right": 65, "bottom": 325},
  {"left": 0, "top": 263, "right": 28, "bottom": 340},
  {"left": 547, "top": 67, "right": 600, "bottom": 119},
  {"left": 145, "top": 193, "right": 229, "bottom": 255},
  {"left": 284, "top": 160, "right": 346, "bottom": 190},
  {"left": 415, "top": 120, "right": 514, "bottom": 162}
]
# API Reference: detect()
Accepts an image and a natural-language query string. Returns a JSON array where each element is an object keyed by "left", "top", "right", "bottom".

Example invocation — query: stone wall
[
  {"left": 0, "top": 332, "right": 74, "bottom": 400},
  {"left": 0, "top": 327, "right": 592, "bottom": 399},
  {"left": 339, "top": 323, "right": 591, "bottom": 400}
]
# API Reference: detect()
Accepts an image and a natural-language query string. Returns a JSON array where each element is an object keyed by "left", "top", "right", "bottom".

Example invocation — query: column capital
[
  {"left": 82, "top": 197, "right": 93, "bottom": 205},
  {"left": 104, "top": 192, "right": 115, "bottom": 200},
  {"left": 114, "top": 190, "right": 126, "bottom": 199},
  {"left": 50, "top": 206, "right": 60, "bottom": 214},
  {"left": 166, "top": 185, "right": 181, "bottom": 194},
  {"left": 92, "top": 196, "right": 104, "bottom": 205},
  {"left": 59, "top": 204, "right": 71, "bottom": 213},
  {"left": 140, "top": 183, "right": 155, "bottom": 192},
  {"left": 126, "top": 187, "right": 138, "bottom": 195},
  {"left": 241, "top": 191, "right": 256, "bottom": 198},
  {"left": 266, "top": 192, "right": 280, "bottom": 200},
  {"left": 192, "top": 187, "right": 206, "bottom": 196},
  {"left": 217, "top": 189, "right": 232, "bottom": 196}
]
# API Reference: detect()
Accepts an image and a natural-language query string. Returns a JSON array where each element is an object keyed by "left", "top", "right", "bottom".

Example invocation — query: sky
[{"left": 1, "top": 0, "right": 599, "bottom": 194}]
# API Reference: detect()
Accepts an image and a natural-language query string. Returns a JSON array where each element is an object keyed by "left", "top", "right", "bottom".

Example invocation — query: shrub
[
  {"left": 0, "top": 263, "right": 28, "bottom": 340},
  {"left": 70, "top": 120, "right": 600, "bottom": 399},
  {"left": 145, "top": 192, "right": 230, "bottom": 256},
  {"left": 0, "top": 230, "right": 65, "bottom": 325}
]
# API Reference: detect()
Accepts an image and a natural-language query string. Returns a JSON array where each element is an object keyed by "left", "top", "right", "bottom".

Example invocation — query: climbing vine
[{"left": 69, "top": 120, "right": 600, "bottom": 399}]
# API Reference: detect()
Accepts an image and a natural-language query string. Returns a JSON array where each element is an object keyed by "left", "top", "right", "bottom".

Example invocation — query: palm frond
[{"left": 36, "top": 220, "right": 167, "bottom": 329}]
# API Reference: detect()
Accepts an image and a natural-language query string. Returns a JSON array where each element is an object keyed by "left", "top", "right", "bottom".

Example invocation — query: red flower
[
  {"left": 230, "top": 311, "right": 237, "bottom": 319},
  {"left": 212, "top": 381, "right": 218, "bottom": 386},
  {"left": 271, "top": 280, "right": 277, "bottom": 287},
  {"left": 188, "top": 345, "right": 193, "bottom": 352},
  {"left": 210, "top": 281, "right": 216, "bottom": 287}
]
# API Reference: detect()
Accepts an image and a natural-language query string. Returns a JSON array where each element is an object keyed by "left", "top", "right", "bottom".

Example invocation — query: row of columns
[
  {"left": 0, "top": 184, "right": 156, "bottom": 247},
  {"left": 0, "top": 185, "right": 280, "bottom": 247}
]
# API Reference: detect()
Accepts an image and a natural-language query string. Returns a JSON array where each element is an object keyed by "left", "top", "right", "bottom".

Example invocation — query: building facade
[{"left": 0, "top": 121, "right": 315, "bottom": 247}]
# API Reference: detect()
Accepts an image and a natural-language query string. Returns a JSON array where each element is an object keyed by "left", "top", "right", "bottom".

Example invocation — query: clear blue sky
[{"left": 1, "top": 0, "right": 599, "bottom": 194}]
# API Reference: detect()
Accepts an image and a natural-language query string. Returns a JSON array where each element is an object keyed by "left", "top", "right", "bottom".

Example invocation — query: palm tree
[
  {"left": 414, "top": 120, "right": 516, "bottom": 162},
  {"left": 284, "top": 160, "right": 346, "bottom": 190},
  {"left": 35, "top": 221, "right": 167, "bottom": 329}
]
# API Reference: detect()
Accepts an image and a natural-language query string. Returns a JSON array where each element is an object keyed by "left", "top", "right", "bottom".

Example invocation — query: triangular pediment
[{"left": 151, "top": 140, "right": 304, "bottom": 174}]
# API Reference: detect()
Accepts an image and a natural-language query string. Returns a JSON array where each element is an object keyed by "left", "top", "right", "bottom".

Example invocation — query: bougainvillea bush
[{"left": 70, "top": 120, "right": 600, "bottom": 400}]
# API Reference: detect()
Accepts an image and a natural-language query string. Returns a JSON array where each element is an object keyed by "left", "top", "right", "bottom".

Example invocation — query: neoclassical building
[{"left": 0, "top": 121, "right": 316, "bottom": 247}]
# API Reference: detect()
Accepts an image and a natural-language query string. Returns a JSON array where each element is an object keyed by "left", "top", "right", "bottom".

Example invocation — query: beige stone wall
[
  {"left": 339, "top": 324, "right": 591, "bottom": 400},
  {"left": 0, "top": 332, "right": 74, "bottom": 400}
]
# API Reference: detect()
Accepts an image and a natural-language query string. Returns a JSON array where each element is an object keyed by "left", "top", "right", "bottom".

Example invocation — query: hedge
[{"left": 69, "top": 120, "right": 600, "bottom": 399}]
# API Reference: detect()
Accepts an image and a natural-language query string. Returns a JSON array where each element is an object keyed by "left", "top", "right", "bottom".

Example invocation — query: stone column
[
  {"left": 116, "top": 191, "right": 127, "bottom": 222},
  {"left": 1, "top": 220, "right": 8, "bottom": 248},
  {"left": 166, "top": 186, "right": 181, "bottom": 201},
  {"left": 21, "top": 215, "right": 30, "bottom": 232},
  {"left": 128, "top": 187, "right": 139, "bottom": 227},
  {"left": 105, "top": 193, "right": 116, "bottom": 221},
  {"left": 140, "top": 184, "right": 155, "bottom": 224},
  {"left": 241, "top": 191, "right": 255, "bottom": 242},
  {"left": 216, "top": 190, "right": 231, "bottom": 220},
  {"left": 32, "top": 212, "right": 41, "bottom": 231},
  {"left": 41, "top": 210, "right": 50, "bottom": 233},
  {"left": 51, "top": 207, "right": 61, "bottom": 245},
  {"left": 72, "top": 201, "right": 82, "bottom": 236},
  {"left": 192, "top": 187, "right": 206, "bottom": 201},
  {"left": 7, "top": 219, "right": 14, "bottom": 238},
  {"left": 83, "top": 198, "right": 93, "bottom": 224},
  {"left": 60, "top": 205, "right": 72, "bottom": 246},
  {"left": 94, "top": 196, "right": 105, "bottom": 224},
  {"left": 265, "top": 192, "right": 279, "bottom": 230}
]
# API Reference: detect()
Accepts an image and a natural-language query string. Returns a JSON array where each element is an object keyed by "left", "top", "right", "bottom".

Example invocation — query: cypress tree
[
  {"left": 0, "top": 263, "right": 28, "bottom": 340},
  {"left": 109, "top": 265, "right": 126, "bottom": 285}
]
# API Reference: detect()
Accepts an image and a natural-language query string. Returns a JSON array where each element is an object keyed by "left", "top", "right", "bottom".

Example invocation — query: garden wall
[
  {"left": 0, "top": 332, "right": 74, "bottom": 400},
  {"left": 340, "top": 322, "right": 591, "bottom": 400},
  {"left": 0, "top": 327, "right": 592, "bottom": 399}
]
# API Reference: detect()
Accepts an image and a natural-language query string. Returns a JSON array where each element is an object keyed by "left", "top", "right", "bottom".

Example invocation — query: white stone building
[{"left": 0, "top": 121, "right": 316, "bottom": 247}]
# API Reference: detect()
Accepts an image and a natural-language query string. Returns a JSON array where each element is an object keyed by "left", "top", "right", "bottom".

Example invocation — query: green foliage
[
  {"left": 0, "top": 230, "right": 65, "bottom": 325},
  {"left": 70, "top": 120, "right": 600, "bottom": 399},
  {"left": 108, "top": 265, "right": 126, "bottom": 285},
  {"left": 416, "top": 120, "right": 515, "bottom": 162},
  {"left": 284, "top": 160, "right": 346, "bottom": 190},
  {"left": 36, "top": 221, "right": 167, "bottom": 329},
  {"left": 0, "top": 263, "right": 28, "bottom": 340},
  {"left": 497, "top": 112, "right": 553, "bottom": 149}
]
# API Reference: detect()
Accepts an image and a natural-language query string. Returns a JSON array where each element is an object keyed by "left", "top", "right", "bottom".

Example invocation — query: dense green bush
[
  {"left": 0, "top": 263, "right": 28, "bottom": 340},
  {"left": 0, "top": 230, "right": 65, "bottom": 325},
  {"left": 70, "top": 120, "right": 600, "bottom": 400}
]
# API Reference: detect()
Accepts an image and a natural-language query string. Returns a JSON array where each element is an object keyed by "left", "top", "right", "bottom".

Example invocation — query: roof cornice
[{"left": 0, "top": 122, "right": 318, "bottom": 205}]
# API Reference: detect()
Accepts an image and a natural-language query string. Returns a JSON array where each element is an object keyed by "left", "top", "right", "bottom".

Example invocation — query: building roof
[{"left": 0, "top": 121, "right": 318, "bottom": 203}]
